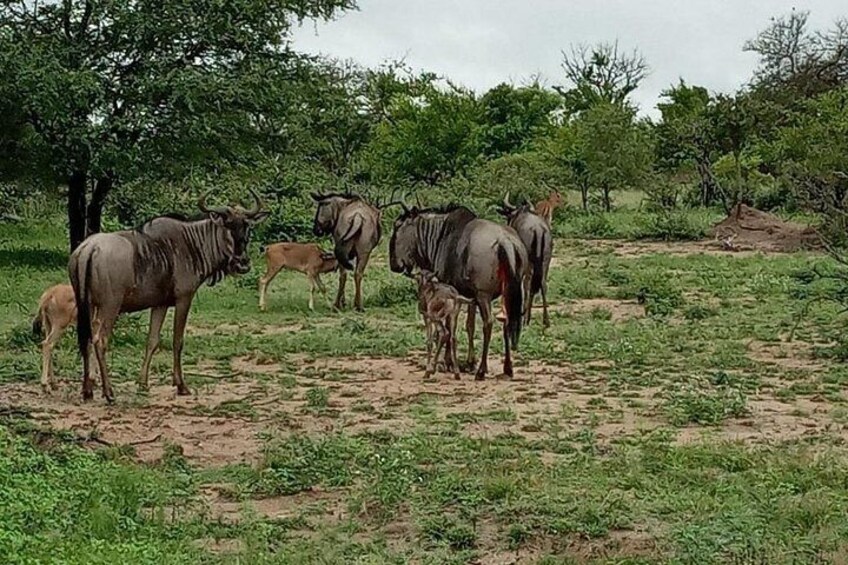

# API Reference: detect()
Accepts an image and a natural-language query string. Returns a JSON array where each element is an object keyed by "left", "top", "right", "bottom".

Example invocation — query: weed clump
[{"left": 663, "top": 378, "right": 749, "bottom": 426}]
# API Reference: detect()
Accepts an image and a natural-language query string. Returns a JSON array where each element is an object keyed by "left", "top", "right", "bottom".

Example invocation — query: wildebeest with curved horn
[
  {"left": 69, "top": 190, "right": 268, "bottom": 402},
  {"left": 497, "top": 193, "right": 553, "bottom": 327},
  {"left": 312, "top": 189, "right": 402, "bottom": 311},
  {"left": 389, "top": 204, "right": 529, "bottom": 380}
]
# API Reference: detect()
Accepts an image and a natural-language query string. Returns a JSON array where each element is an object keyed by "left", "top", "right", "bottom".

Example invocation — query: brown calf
[
  {"left": 259, "top": 242, "right": 339, "bottom": 311},
  {"left": 32, "top": 284, "right": 77, "bottom": 392},
  {"left": 535, "top": 191, "right": 564, "bottom": 227},
  {"left": 416, "top": 271, "right": 473, "bottom": 380}
]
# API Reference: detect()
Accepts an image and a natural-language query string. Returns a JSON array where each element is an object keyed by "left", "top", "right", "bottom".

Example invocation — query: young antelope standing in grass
[
  {"left": 32, "top": 283, "right": 77, "bottom": 392},
  {"left": 258, "top": 242, "right": 339, "bottom": 311},
  {"left": 416, "top": 270, "right": 473, "bottom": 380}
]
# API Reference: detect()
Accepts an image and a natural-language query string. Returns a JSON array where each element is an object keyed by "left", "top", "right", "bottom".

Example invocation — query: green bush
[
  {"left": 663, "top": 379, "right": 749, "bottom": 426},
  {"left": 634, "top": 211, "right": 706, "bottom": 241},
  {"left": 632, "top": 273, "right": 684, "bottom": 316}
]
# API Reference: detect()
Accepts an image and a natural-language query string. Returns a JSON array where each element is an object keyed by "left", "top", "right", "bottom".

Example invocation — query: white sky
[{"left": 291, "top": 0, "right": 846, "bottom": 118}]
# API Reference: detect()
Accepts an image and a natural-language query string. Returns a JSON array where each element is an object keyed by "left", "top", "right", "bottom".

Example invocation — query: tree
[
  {"left": 477, "top": 82, "right": 561, "bottom": 158},
  {"left": 0, "top": 0, "right": 355, "bottom": 251},
  {"left": 556, "top": 41, "right": 649, "bottom": 112},
  {"left": 362, "top": 81, "right": 482, "bottom": 185},
  {"left": 745, "top": 10, "right": 848, "bottom": 99},
  {"left": 571, "top": 102, "right": 653, "bottom": 212}
]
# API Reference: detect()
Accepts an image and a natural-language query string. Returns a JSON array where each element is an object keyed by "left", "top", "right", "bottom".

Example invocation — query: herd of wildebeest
[{"left": 32, "top": 189, "right": 564, "bottom": 403}]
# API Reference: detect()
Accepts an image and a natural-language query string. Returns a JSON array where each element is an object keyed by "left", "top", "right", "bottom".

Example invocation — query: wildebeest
[
  {"left": 69, "top": 190, "right": 267, "bottom": 402},
  {"left": 311, "top": 192, "right": 382, "bottom": 311},
  {"left": 535, "top": 190, "right": 564, "bottom": 227},
  {"left": 258, "top": 242, "right": 339, "bottom": 311},
  {"left": 415, "top": 270, "right": 473, "bottom": 380},
  {"left": 498, "top": 194, "right": 554, "bottom": 327},
  {"left": 390, "top": 204, "right": 528, "bottom": 380},
  {"left": 32, "top": 283, "right": 77, "bottom": 392}
]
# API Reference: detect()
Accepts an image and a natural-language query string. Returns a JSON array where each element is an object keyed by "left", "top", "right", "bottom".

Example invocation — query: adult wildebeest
[
  {"left": 390, "top": 204, "right": 528, "bottom": 380},
  {"left": 69, "top": 191, "right": 267, "bottom": 403},
  {"left": 312, "top": 191, "right": 400, "bottom": 311},
  {"left": 498, "top": 194, "right": 553, "bottom": 327}
]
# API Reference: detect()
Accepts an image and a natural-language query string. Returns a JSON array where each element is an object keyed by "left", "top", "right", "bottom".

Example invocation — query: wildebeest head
[
  {"left": 389, "top": 205, "right": 422, "bottom": 276},
  {"left": 311, "top": 193, "right": 356, "bottom": 236},
  {"left": 199, "top": 189, "right": 268, "bottom": 274},
  {"left": 496, "top": 192, "right": 532, "bottom": 222}
]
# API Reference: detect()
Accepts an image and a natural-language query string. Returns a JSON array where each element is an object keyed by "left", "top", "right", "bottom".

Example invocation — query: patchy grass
[{"left": 3, "top": 218, "right": 848, "bottom": 562}]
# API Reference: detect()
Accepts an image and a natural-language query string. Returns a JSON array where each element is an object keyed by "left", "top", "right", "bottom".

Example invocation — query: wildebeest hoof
[
  {"left": 453, "top": 373, "right": 461, "bottom": 381},
  {"left": 177, "top": 386, "right": 191, "bottom": 396},
  {"left": 103, "top": 392, "right": 115, "bottom": 405},
  {"left": 474, "top": 372, "right": 486, "bottom": 381}
]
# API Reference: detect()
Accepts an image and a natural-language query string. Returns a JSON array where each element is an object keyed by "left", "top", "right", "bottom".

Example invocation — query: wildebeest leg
[
  {"left": 335, "top": 269, "right": 348, "bottom": 310},
  {"left": 476, "top": 299, "right": 493, "bottom": 380},
  {"left": 40, "top": 316, "right": 60, "bottom": 392},
  {"left": 172, "top": 299, "right": 192, "bottom": 396},
  {"left": 353, "top": 251, "right": 371, "bottom": 312},
  {"left": 428, "top": 324, "right": 447, "bottom": 379},
  {"left": 463, "top": 302, "right": 477, "bottom": 372},
  {"left": 139, "top": 306, "right": 168, "bottom": 391},
  {"left": 315, "top": 273, "right": 332, "bottom": 307},
  {"left": 541, "top": 277, "right": 550, "bottom": 328},
  {"left": 92, "top": 306, "right": 119, "bottom": 403},
  {"left": 258, "top": 264, "right": 283, "bottom": 311}
]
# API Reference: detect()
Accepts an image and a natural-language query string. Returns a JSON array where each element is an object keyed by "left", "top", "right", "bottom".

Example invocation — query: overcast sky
[{"left": 292, "top": 0, "right": 846, "bottom": 118}]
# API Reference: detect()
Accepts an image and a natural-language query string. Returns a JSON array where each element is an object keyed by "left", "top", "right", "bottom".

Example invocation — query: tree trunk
[
  {"left": 86, "top": 174, "right": 112, "bottom": 236},
  {"left": 68, "top": 171, "right": 88, "bottom": 253},
  {"left": 602, "top": 184, "right": 611, "bottom": 212},
  {"left": 581, "top": 179, "right": 589, "bottom": 212}
]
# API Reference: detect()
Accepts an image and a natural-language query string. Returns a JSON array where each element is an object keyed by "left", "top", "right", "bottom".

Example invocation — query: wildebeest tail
[
  {"left": 497, "top": 245, "right": 524, "bottom": 350},
  {"left": 530, "top": 231, "right": 546, "bottom": 294},
  {"left": 334, "top": 215, "right": 363, "bottom": 270},
  {"left": 70, "top": 250, "right": 94, "bottom": 360}
]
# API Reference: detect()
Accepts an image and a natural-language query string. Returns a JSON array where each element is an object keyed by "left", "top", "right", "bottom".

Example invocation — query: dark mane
[
  {"left": 398, "top": 203, "right": 474, "bottom": 222},
  {"left": 316, "top": 192, "right": 362, "bottom": 201},
  {"left": 133, "top": 212, "right": 205, "bottom": 233}
]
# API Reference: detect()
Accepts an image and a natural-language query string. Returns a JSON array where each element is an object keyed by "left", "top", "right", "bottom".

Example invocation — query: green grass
[{"left": 3, "top": 216, "right": 848, "bottom": 563}]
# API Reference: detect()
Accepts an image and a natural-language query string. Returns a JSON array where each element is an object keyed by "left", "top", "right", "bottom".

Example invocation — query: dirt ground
[{"left": 2, "top": 337, "right": 843, "bottom": 470}]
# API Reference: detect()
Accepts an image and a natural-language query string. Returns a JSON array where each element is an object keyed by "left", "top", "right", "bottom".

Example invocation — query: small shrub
[
  {"left": 306, "top": 386, "right": 330, "bottom": 410},
  {"left": 633, "top": 273, "right": 684, "bottom": 316},
  {"left": 684, "top": 304, "right": 718, "bottom": 320},
  {"left": 421, "top": 515, "right": 476, "bottom": 551},
  {"left": 579, "top": 214, "right": 617, "bottom": 238},
  {"left": 635, "top": 211, "right": 705, "bottom": 242},
  {"left": 663, "top": 380, "right": 749, "bottom": 426}
]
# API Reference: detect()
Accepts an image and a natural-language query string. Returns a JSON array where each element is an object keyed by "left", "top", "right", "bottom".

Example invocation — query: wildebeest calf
[
  {"left": 32, "top": 283, "right": 77, "bottom": 392},
  {"left": 258, "top": 242, "right": 339, "bottom": 311},
  {"left": 416, "top": 270, "right": 473, "bottom": 380}
]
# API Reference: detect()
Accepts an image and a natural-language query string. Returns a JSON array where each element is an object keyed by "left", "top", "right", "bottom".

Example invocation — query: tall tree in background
[
  {"left": 0, "top": 0, "right": 355, "bottom": 251},
  {"left": 478, "top": 82, "right": 561, "bottom": 158},
  {"left": 556, "top": 41, "right": 649, "bottom": 112}
]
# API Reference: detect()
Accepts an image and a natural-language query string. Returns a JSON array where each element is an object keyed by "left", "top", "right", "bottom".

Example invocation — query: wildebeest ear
[
  {"left": 249, "top": 210, "right": 270, "bottom": 224},
  {"left": 209, "top": 211, "right": 226, "bottom": 225}
]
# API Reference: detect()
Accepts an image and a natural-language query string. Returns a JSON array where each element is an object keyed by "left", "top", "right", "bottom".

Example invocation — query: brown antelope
[
  {"left": 258, "top": 242, "right": 339, "bottom": 311},
  {"left": 415, "top": 270, "right": 473, "bottom": 380},
  {"left": 535, "top": 190, "right": 564, "bottom": 227},
  {"left": 32, "top": 283, "right": 77, "bottom": 392}
]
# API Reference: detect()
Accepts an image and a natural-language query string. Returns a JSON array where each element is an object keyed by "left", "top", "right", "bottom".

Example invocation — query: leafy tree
[
  {"left": 477, "top": 82, "right": 561, "bottom": 158},
  {"left": 571, "top": 102, "right": 653, "bottom": 211},
  {"left": 556, "top": 41, "right": 649, "bottom": 112},
  {"left": 362, "top": 82, "right": 482, "bottom": 186},
  {"left": 0, "top": 0, "right": 355, "bottom": 251},
  {"left": 656, "top": 81, "right": 722, "bottom": 207}
]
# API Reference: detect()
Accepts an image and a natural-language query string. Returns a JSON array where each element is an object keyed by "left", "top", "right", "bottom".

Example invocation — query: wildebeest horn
[
  {"left": 310, "top": 192, "right": 324, "bottom": 202},
  {"left": 198, "top": 191, "right": 229, "bottom": 215},
  {"left": 243, "top": 188, "right": 263, "bottom": 217},
  {"left": 503, "top": 192, "right": 513, "bottom": 209}
]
